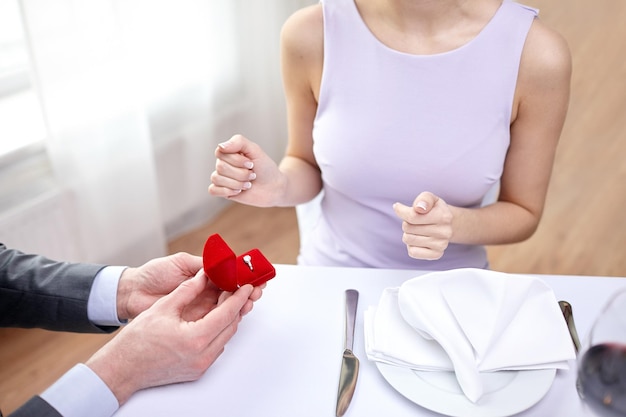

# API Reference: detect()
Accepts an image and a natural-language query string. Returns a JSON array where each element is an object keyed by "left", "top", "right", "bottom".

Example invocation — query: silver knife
[{"left": 336, "top": 289, "right": 360, "bottom": 417}]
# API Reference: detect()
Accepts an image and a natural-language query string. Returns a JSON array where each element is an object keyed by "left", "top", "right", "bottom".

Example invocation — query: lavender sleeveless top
[{"left": 298, "top": 0, "right": 538, "bottom": 270}]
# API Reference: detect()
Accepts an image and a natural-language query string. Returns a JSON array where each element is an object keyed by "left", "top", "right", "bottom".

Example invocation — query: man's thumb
[{"left": 161, "top": 269, "right": 207, "bottom": 313}]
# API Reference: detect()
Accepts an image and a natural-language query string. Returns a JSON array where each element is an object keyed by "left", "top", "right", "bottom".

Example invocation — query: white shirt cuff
[
  {"left": 40, "top": 364, "right": 119, "bottom": 417},
  {"left": 87, "top": 266, "right": 128, "bottom": 326}
]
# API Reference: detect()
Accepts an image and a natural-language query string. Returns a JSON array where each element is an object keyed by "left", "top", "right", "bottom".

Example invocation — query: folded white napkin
[{"left": 364, "top": 268, "right": 576, "bottom": 403}]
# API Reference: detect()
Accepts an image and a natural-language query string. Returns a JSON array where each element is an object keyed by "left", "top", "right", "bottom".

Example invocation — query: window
[{"left": 0, "top": 0, "right": 46, "bottom": 160}]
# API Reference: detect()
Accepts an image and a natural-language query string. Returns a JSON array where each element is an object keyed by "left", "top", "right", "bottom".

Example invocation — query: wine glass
[{"left": 577, "top": 289, "right": 626, "bottom": 416}]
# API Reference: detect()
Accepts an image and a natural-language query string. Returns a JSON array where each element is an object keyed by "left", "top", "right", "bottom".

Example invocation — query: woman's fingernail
[
  {"left": 416, "top": 201, "right": 428, "bottom": 211},
  {"left": 248, "top": 172, "right": 257, "bottom": 180},
  {"left": 218, "top": 142, "right": 230, "bottom": 149},
  {"left": 244, "top": 161, "right": 254, "bottom": 169},
  {"left": 242, "top": 182, "right": 252, "bottom": 190}
]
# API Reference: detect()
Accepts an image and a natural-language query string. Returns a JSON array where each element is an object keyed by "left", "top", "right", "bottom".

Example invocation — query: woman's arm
[
  {"left": 393, "top": 19, "right": 571, "bottom": 260},
  {"left": 450, "top": 18, "right": 572, "bottom": 245},
  {"left": 208, "top": 5, "right": 324, "bottom": 207}
]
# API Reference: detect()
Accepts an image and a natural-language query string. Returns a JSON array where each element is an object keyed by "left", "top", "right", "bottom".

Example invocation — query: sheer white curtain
[{"left": 16, "top": 0, "right": 314, "bottom": 265}]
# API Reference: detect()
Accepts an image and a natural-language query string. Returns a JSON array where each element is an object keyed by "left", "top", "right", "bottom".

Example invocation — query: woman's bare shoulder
[
  {"left": 281, "top": 4, "right": 324, "bottom": 64},
  {"left": 520, "top": 18, "right": 572, "bottom": 88}
]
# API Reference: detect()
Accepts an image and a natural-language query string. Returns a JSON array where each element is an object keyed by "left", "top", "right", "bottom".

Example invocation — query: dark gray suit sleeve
[
  {"left": 0, "top": 243, "right": 116, "bottom": 333},
  {"left": 6, "top": 396, "right": 62, "bottom": 417}
]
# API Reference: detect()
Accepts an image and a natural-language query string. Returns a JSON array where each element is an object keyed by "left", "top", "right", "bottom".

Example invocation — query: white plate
[{"left": 376, "top": 363, "right": 556, "bottom": 417}]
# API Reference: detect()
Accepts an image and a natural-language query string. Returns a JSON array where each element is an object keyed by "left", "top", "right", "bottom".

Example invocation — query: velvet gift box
[{"left": 202, "top": 233, "right": 276, "bottom": 292}]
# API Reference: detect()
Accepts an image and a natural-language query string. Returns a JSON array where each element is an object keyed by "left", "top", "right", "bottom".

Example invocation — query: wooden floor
[{"left": 2, "top": 0, "right": 626, "bottom": 413}]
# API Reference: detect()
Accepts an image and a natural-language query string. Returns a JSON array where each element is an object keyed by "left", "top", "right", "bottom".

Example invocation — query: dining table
[{"left": 113, "top": 264, "right": 626, "bottom": 417}]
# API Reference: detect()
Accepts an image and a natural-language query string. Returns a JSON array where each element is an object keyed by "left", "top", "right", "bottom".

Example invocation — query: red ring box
[{"left": 202, "top": 233, "right": 276, "bottom": 292}]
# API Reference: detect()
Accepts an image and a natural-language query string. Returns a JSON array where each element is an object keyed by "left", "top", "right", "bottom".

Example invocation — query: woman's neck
[
  {"left": 361, "top": 0, "right": 469, "bottom": 31},
  {"left": 354, "top": 0, "right": 501, "bottom": 54}
]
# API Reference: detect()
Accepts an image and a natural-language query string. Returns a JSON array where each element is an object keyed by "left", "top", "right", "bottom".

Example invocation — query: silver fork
[
  {"left": 559, "top": 300, "right": 584, "bottom": 397},
  {"left": 558, "top": 300, "right": 581, "bottom": 353}
]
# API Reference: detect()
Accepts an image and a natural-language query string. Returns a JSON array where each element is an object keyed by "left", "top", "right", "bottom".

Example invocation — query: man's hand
[
  {"left": 87, "top": 270, "right": 263, "bottom": 405},
  {"left": 116, "top": 252, "right": 203, "bottom": 321}
]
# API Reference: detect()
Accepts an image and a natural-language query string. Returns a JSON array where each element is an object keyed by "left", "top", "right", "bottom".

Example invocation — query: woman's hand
[
  {"left": 393, "top": 192, "right": 453, "bottom": 261},
  {"left": 208, "top": 134, "right": 287, "bottom": 207}
]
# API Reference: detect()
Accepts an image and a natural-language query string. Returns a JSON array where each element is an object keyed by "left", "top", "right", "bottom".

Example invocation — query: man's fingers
[
  {"left": 159, "top": 269, "right": 208, "bottom": 314},
  {"left": 199, "top": 284, "right": 252, "bottom": 328},
  {"left": 193, "top": 285, "right": 254, "bottom": 351},
  {"left": 169, "top": 252, "right": 203, "bottom": 278}
]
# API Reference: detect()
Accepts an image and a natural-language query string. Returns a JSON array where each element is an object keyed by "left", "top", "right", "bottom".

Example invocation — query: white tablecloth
[{"left": 114, "top": 264, "right": 626, "bottom": 417}]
